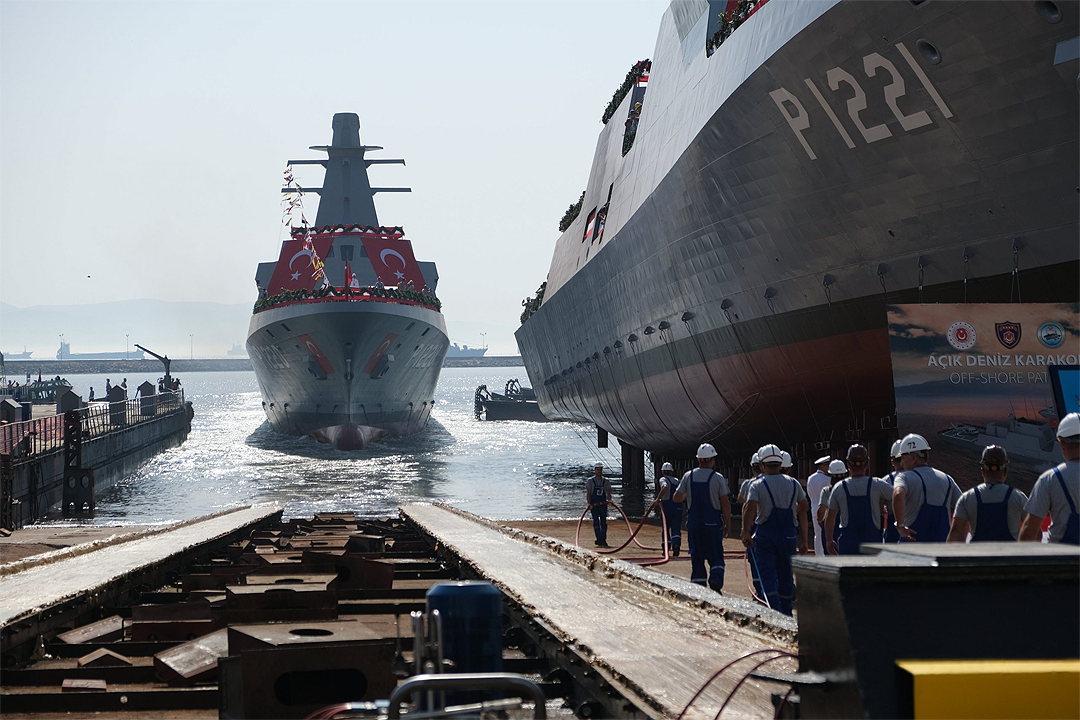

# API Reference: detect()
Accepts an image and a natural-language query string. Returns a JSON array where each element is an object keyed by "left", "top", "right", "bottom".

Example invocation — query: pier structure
[{"left": 0, "top": 390, "right": 193, "bottom": 525}]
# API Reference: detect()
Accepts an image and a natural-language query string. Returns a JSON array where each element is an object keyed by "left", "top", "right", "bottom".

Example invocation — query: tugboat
[{"left": 246, "top": 113, "right": 449, "bottom": 449}]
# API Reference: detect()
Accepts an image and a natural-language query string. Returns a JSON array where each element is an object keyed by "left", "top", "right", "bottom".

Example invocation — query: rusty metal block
[
  {"left": 61, "top": 678, "right": 107, "bottom": 693},
  {"left": 314, "top": 512, "right": 356, "bottom": 523},
  {"left": 244, "top": 572, "right": 338, "bottom": 588},
  {"left": 346, "top": 534, "right": 387, "bottom": 554},
  {"left": 77, "top": 648, "right": 133, "bottom": 668},
  {"left": 301, "top": 551, "right": 395, "bottom": 590},
  {"left": 154, "top": 628, "right": 229, "bottom": 686},
  {"left": 219, "top": 642, "right": 395, "bottom": 718},
  {"left": 132, "top": 599, "right": 211, "bottom": 622},
  {"left": 287, "top": 537, "right": 350, "bottom": 550},
  {"left": 56, "top": 615, "right": 124, "bottom": 644},
  {"left": 217, "top": 582, "right": 337, "bottom": 624},
  {"left": 389, "top": 538, "right": 429, "bottom": 553},
  {"left": 129, "top": 619, "right": 216, "bottom": 642},
  {"left": 226, "top": 619, "right": 387, "bottom": 655}
]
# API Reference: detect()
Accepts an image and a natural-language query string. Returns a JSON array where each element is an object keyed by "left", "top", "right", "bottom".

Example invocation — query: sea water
[{"left": 52, "top": 368, "right": 634, "bottom": 524}]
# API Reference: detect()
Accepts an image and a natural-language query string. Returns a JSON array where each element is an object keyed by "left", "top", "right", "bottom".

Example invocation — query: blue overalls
[
  {"left": 589, "top": 478, "right": 608, "bottom": 545},
  {"left": 882, "top": 471, "right": 901, "bottom": 543},
  {"left": 836, "top": 478, "right": 880, "bottom": 555},
  {"left": 687, "top": 469, "right": 725, "bottom": 592},
  {"left": 970, "top": 485, "right": 1016, "bottom": 541},
  {"left": 1053, "top": 469, "right": 1079, "bottom": 545},
  {"left": 753, "top": 478, "right": 798, "bottom": 615},
  {"left": 905, "top": 468, "right": 952, "bottom": 543},
  {"left": 659, "top": 475, "right": 683, "bottom": 554}
]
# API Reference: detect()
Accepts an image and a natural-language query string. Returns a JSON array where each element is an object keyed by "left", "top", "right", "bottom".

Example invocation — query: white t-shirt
[
  {"left": 1024, "top": 461, "right": 1080, "bottom": 543},
  {"left": 807, "top": 471, "right": 831, "bottom": 512},
  {"left": 894, "top": 466, "right": 961, "bottom": 526},
  {"left": 747, "top": 474, "right": 806, "bottom": 526},
  {"left": 827, "top": 476, "right": 893, "bottom": 530},
  {"left": 676, "top": 468, "right": 729, "bottom": 511}
]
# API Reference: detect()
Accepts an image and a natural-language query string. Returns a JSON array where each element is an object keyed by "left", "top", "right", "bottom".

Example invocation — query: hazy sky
[{"left": 0, "top": 0, "right": 668, "bottom": 354}]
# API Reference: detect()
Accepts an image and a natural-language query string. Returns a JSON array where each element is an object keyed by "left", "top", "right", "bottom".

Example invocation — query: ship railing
[
  {"left": 253, "top": 287, "right": 441, "bottom": 314},
  {"left": 0, "top": 391, "right": 186, "bottom": 461}
]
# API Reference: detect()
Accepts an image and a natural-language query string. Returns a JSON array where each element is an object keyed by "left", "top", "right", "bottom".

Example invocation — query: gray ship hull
[
  {"left": 247, "top": 300, "right": 448, "bottom": 449},
  {"left": 517, "top": 0, "right": 1080, "bottom": 463}
]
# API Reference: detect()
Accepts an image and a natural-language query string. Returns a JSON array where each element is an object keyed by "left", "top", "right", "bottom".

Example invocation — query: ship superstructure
[
  {"left": 247, "top": 113, "right": 448, "bottom": 449},
  {"left": 516, "top": 0, "right": 1080, "bottom": 467}
]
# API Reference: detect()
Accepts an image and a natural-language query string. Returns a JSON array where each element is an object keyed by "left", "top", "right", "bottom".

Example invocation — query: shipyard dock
[
  {"left": 0, "top": 391, "right": 193, "bottom": 525},
  {"left": 2, "top": 503, "right": 1076, "bottom": 719}
]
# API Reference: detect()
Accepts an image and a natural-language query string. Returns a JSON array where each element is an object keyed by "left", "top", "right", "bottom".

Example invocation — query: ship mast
[{"left": 283, "top": 112, "right": 410, "bottom": 227}]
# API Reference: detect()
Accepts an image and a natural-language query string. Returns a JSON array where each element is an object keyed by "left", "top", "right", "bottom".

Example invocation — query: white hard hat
[
  {"left": 750, "top": 452, "right": 760, "bottom": 465},
  {"left": 1057, "top": 412, "right": 1080, "bottom": 441},
  {"left": 899, "top": 433, "right": 931, "bottom": 454},
  {"left": 781, "top": 451, "right": 793, "bottom": 468},
  {"left": 661, "top": 462, "right": 674, "bottom": 472},
  {"left": 890, "top": 440, "right": 902, "bottom": 459},
  {"left": 594, "top": 460, "right": 604, "bottom": 468},
  {"left": 813, "top": 455, "right": 831, "bottom": 467},
  {"left": 828, "top": 459, "right": 848, "bottom": 475},
  {"left": 758, "top": 443, "right": 783, "bottom": 464},
  {"left": 696, "top": 443, "right": 717, "bottom": 459}
]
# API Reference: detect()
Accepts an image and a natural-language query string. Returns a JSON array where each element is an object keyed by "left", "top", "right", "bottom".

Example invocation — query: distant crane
[{"left": 134, "top": 344, "right": 172, "bottom": 390}]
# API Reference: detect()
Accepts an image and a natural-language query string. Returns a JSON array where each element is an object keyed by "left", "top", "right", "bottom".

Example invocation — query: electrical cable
[
  {"left": 711, "top": 652, "right": 798, "bottom": 720},
  {"left": 773, "top": 687, "right": 795, "bottom": 719},
  {"left": 676, "top": 649, "right": 794, "bottom": 720}
]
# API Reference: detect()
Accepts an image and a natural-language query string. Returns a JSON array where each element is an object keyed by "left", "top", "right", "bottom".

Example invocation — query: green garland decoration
[{"left": 600, "top": 60, "right": 651, "bottom": 125}]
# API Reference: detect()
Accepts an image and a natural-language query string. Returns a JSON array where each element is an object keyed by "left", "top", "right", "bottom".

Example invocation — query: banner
[
  {"left": 358, "top": 235, "right": 427, "bottom": 289},
  {"left": 888, "top": 302, "right": 1079, "bottom": 490},
  {"left": 265, "top": 235, "right": 335, "bottom": 294}
]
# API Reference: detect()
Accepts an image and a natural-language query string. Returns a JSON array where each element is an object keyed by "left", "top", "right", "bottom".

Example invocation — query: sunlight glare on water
[{"left": 55, "top": 368, "right": 631, "bottom": 524}]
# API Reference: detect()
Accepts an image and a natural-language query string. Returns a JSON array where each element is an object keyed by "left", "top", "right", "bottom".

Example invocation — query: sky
[{"left": 0, "top": 0, "right": 669, "bottom": 355}]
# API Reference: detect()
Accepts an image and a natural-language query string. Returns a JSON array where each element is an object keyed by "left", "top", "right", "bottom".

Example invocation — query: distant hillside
[
  {"left": 0, "top": 300, "right": 252, "bottom": 358},
  {"left": 0, "top": 300, "right": 520, "bottom": 358}
]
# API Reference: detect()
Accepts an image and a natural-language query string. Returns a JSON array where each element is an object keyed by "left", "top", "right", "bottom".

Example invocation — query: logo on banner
[
  {"left": 994, "top": 321, "right": 1021, "bottom": 349},
  {"left": 947, "top": 321, "right": 977, "bottom": 350},
  {"left": 1037, "top": 321, "right": 1065, "bottom": 348}
]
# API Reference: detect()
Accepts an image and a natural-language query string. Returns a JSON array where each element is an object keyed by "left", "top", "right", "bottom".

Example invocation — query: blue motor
[{"left": 426, "top": 581, "right": 503, "bottom": 675}]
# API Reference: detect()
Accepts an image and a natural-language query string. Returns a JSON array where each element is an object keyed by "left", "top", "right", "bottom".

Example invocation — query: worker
[
  {"left": 825, "top": 445, "right": 891, "bottom": 555},
  {"left": 817, "top": 460, "right": 847, "bottom": 529},
  {"left": 881, "top": 440, "right": 904, "bottom": 542},
  {"left": 738, "top": 452, "right": 761, "bottom": 503},
  {"left": 948, "top": 445, "right": 1027, "bottom": 542},
  {"left": 806, "top": 455, "right": 832, "bottom": 556},
  {"left": 893, "top": 433, "right": 961, "bottom": 542},
  {"left": 1019, "top": 412, "right": 1080, "bottom": 544},
  {"left": 673, "top": 443, "right": 732, "bottom": 592},
  {"left": 586, "top": 461, "right": 612, "bottom": 548},
  {"left": 781, "top": 451, "right": 794, "bottom": 474},
  {"left": 657, "top": 462, "right": 684, "bottom": 556},
  {"left": 740, "top": 444, "right": 808, "bottom": 615}
]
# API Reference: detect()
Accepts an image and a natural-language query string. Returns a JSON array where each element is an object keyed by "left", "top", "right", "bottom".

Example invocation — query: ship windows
[
  {"left": 421, "top": 328, "right": 430, "bottom": 337},
  {"left": 406, "top": 322, "right": 415, "bottom": 331},
  {"left": 281, "top": 323, "right": 291, "bottom": 332},
  {"left": 340, "top": 245, "right": 355, "bottom": 261},
  {"left": 266, "top": 329, "right": 275, "bottom": 338}
]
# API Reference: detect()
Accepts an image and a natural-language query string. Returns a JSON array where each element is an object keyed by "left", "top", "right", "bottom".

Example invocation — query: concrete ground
[
  {"left": 0, "top": 525, "right": 151, "bottom": 565},
  {"left": 504, "top": 518, "right": 760, "bottom": 602}
]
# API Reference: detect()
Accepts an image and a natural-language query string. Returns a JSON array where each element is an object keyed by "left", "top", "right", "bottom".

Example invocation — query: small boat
[{"left": 474, "top": 379, "right": 548, "bottom": 422}]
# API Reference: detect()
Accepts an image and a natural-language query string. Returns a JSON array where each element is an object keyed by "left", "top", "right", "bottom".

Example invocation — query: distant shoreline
[{"left": 3, "top": 356, "right": 524, "bottom": 375}]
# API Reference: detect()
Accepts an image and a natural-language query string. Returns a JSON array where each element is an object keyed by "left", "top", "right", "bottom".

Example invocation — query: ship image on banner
[
  {"left": 246, "top": 113, "right": 449, "bottom": 449},
  {"left": 889, "top": 303, "right": 1079, "bottom": 491},
  {"left": 515, "top": 0, "right": 1079, "bottom": 470}
]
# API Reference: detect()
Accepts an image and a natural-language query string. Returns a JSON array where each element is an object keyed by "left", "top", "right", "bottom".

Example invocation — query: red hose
[
  {"left": 574, "top": 494, "right": 670, "bottom": 566},
  {"left": 711, "top": 652, "right": 797, "bottom": 720},
  {"left": 676, "top": 649, "right": 794, "bottom": 720}
]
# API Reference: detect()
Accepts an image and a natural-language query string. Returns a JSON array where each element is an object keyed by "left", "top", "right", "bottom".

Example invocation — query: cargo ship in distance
[
  {"left": 516, "top": 0, "right": 1080, "bottom": 467},
  {"left": 247, "top": 113, "right": 448, "bottom": 450}
]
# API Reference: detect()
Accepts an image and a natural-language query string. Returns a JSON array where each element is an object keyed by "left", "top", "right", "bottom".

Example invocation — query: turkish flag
[
  {"left": 362, "top": 332, "right": 398, "bottom": 374},
  {"left": 266, "top": 235, "right": 335, "bottom": 294},
  {"left": 298, "top": 333, "right": 335, "bottom": 375},
  {"left": 359, "top": 235, "right": 427, "bottom": 288}
]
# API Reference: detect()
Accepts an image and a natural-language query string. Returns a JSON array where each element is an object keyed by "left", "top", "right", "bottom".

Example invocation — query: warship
[
  {"left": 516, "top": 0, "right": 1080, "bottom": 464},
  {"left": 247, "top": 113, "right": 448, "bottom": 450}
]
